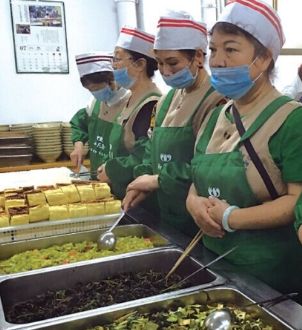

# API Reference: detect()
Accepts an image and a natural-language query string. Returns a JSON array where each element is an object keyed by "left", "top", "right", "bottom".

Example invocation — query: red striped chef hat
[
  {"left": 217, "top": 0, "right": 285, "bottom": 61},
  {"left": 115, "top": 27, "right": 155, "bottom": 59},
  {"left": 154, "top": 11, "right": 208, "bottom": 52},
  {"left": 75, "top": 52, "right": 113, "bottom": 77}
]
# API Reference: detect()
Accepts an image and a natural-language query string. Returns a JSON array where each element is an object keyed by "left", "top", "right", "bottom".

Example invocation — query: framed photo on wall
[{"left": 10, "top": 0, "right": 69, "bottom": 73}]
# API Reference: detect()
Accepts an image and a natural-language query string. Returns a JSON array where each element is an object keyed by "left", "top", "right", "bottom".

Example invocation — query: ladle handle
[
  {"left": 108, "top": 210, "right": 125, "bottom": 232},
  {"left": 244, "top": 292, "right": 298, "bottom": 307}
]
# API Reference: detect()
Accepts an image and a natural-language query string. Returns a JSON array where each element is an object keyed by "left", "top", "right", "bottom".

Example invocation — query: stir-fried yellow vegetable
[{"left": 0, "top": 237, "right": 154, "bottom": 274}]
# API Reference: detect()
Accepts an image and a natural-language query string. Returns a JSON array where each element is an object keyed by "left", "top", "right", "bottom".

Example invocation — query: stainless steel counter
[{"left": 125, "top": 207, "right": 302, "bottom": 330}]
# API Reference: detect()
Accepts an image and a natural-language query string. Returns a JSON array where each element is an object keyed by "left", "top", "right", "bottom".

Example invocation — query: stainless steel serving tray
[
  {"left": 0, "top": 224, "right": 170, "bottom": 277},
  {"left": 25, "top": 286, "right": 293, "bottom": 330},
  {"left": 0, "top": 248, "right": 225, "bottom": 329}
]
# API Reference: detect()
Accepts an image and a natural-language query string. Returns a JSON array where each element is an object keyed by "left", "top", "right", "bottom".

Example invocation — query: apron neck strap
[
  {"left": 91, "top": 99, "right": 101, "bottom": 118},
  {"left": 187, "top": 86, "right": 215, "bottom": 125},
  {"left": 115, "top": 92, "right": 161, "bottom": 123},
  {"left": 196, "top": 105, "right": 224, "bottom": 154},
  {"left": 237, "top": 95, "right": 292, "bottom": 142},
  {"left": 155, "top": 89, "right": 177, "bottom": 127},
  {"left": 156, "top": 85, "right": 215, "bottom": 127}
]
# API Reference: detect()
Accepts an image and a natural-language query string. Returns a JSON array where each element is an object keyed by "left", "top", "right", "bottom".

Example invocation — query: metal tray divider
[
  {"left": 0, "top": 248, "right": 226, "bottom": 330},
  {"left": 0, "top": 224, "right": 173, "bottom": 279},
  {"left": 0, "top": 213, "right": 120, "bottom": 243},
  {"left": 8, "top": 286, "right": 294, "bottom": 330}
]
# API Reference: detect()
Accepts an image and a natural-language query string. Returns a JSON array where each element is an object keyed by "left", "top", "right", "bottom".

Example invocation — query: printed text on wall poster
[{"left": 10, "top": 0, "right": 69, "bottom": 73}]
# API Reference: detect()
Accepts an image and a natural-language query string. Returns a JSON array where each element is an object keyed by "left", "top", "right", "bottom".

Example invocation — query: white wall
[
  {"left": 139, "top": 0, "right": 202, "bottom": 35},
  {"left": 1, "top": 0, "right": 301, "bottom": 126},
  {"left": 0, "top": 0, "right": 119, "bottom": 124}
]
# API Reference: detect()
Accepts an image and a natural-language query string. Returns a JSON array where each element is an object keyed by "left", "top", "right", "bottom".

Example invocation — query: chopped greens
[{"left": 87, "top": 304, "right": 274, "bottom": 329}]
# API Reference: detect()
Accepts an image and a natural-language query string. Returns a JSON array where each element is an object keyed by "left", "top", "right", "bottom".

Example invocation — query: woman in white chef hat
[
  {"left": 187, "top": 0, "right": 302, "bottom": 297},
  {"left": 97, "top": 27, "right": 162, "bottom": 199},
  {"left": 123, "top": 11, "right": 225, "bottom": 236},
  {"left": 70, "top": 52, "right": 130, "bottom": 178}
]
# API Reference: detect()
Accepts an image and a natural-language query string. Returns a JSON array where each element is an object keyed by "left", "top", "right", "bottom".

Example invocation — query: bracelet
[{"left": 222, "top": 205, "right": 239, "bottom": 232}]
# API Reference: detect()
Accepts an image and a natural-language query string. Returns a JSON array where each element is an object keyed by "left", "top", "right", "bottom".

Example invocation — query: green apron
[
  {"left": 151, "top": 88, "right": 213, "bottom": 237},
  {"left": 108, "top": 93, "right": 160, "bottom": 199},
  {"left": 88, "top": 101, "right": 115, "bottom": 178},
  {"left": 192, "top": 96, "right": 302, "bottom": 292}
]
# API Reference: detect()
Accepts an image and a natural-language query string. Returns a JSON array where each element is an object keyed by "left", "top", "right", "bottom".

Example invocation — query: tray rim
[
  {"left": 0, "top": 224, "right": 172, "bottom": 279},
  {"left": 0, "top": 285, "right": 293, "bottom": 330},
  {"left": 0, "top": 248, "right": 226, "bottom": 329}
]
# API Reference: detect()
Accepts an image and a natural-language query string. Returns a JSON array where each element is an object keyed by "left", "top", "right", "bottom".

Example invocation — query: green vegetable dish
[
  {"left": 87, "top": 303, "right": 274, "bottom": 330},
  {"left": 0, "top": 237, "right": 154, "bottom": 274}
]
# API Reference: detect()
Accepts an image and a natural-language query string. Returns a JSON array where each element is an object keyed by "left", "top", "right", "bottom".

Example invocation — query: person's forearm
[{"left": 228, "top": 195, "right": 297, "bottom": 230}]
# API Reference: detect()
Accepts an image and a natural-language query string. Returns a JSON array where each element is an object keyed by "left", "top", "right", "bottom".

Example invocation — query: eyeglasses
[{"left": 112, "top": 57, "right": 133, "bottom": 63}]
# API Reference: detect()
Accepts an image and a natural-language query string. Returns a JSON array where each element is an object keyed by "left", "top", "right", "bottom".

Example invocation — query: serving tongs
[{"left": 69, "top": 171, "right": 97, "bottom": 178}]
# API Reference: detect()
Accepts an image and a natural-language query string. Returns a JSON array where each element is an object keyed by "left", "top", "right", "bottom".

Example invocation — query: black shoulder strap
[{"left": 232, "top": 105, "right": 278, "bottom": 200}]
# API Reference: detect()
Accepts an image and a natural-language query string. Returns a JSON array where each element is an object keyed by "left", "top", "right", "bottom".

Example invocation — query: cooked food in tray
[
  {"left": 0, "top": 237, "right": 154, "bottom": 274},
  {"left": 8, "top": 206, "right": 29, "bottom": 226},
  {"left": 6, "top": 270, "right": 191, "bottom": 324},
  {"left": 0, "top": 212, "right": 9, "bottom": 227},
  {"left": 0, "top": 182, "right": 121, "bottom": 227},
  {"left": 88, "top": 303, "right": 274, "bottom": 330}
]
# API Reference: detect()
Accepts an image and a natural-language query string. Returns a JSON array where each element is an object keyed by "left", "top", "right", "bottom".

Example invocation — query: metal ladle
[
  {"left": 97, "top": 210, "right": 125, "bottom": 250},
  {"left": 203, "top": 292, "right": 298, "bottom": 330}
]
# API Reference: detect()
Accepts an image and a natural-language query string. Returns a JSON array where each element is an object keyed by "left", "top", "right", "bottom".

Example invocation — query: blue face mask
[
  {"left": 162, "top": 67, "right": 197, "bottom": 89},
  {"left": 210, "top": 60, "right": 260, "bottom": 100},
  {"left": 91, "top": 85, "right": 114, "bottom": 102},
  {"left": 113, "top": 67, "right": 135, "bottom": 89}
]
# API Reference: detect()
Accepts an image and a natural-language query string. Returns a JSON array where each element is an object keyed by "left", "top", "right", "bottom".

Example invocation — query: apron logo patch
[
  {"left": 93, "top": 135, "right": 105, "bottom": 151},
  {"left": 208, "top": 187, "right": 220, "bottom": 198},
  {"left": 160, "top": 153, "right": 172, "bottom": 162}
]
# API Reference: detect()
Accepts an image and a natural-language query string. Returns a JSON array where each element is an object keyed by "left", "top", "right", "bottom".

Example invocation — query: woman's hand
[
  {"left": 97, "top": 165, "right": 111, "bottom": 184},
  {"left": 123, "top": 189, "right": 149, "bottom": 211},
  {"left": 126, "top": 175, "right": 159, "bottom": 193},
  {"left": 70, "top": 141, "right": 84, "bottom": 172},
  {"left": 207, "top": 196, "right": 230, "bottom": 226},
  {"left": 186, "top": 185, "right": 224, "bottom": 238}
]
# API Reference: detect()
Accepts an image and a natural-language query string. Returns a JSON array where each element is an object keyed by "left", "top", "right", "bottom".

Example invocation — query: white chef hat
[
  {"left": 154, "top": 10, "right": 208, "bottom": 52},
  {"left": 115, "top": 27, "right": 155, "bottom": 59},
  {"left": 75, "top": 52, "right": 113, "bottom": 77},
  {"left": 216, "top": 0, "right": 285, "bottom": 61}
]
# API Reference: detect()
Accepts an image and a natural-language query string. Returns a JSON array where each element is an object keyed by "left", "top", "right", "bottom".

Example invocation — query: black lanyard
[{"left": 232, "top": 104, "right": 279, "bottom": 200}]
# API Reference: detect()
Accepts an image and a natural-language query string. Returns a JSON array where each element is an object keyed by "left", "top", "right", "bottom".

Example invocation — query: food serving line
[
  {"left": 126, "top": 207, "right": 302, "bottom": 329},
  {"left": 0, "top": 169, "right": 301, "bottom": 329}
]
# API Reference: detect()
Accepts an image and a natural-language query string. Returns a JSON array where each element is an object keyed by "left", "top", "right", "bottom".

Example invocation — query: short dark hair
[
  {"left": 126, "top": 49, "right": 158, "bottom": 78},
  {"left": 210, "top": 22, "right": 274, "bottom": 74},
  {"left": 80, "top": 71, "right": 114, "bottom": 88}
]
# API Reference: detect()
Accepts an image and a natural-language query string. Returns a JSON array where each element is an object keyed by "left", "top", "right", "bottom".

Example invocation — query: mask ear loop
[
  {"left": 187, "top": 57, "right": 199, "bottom": 79},
  {"left": 249, "top": 56, "right": 264, "bottom": 83}
]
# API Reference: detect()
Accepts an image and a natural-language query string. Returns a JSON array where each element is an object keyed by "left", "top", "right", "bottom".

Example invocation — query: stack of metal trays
[{"left": 0, "top": 132, "right": 33, "bottom": 167}]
